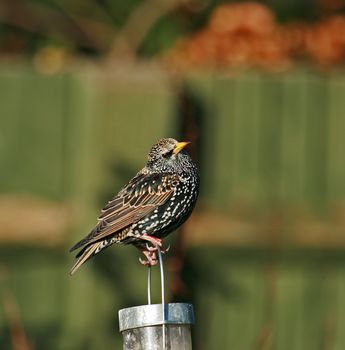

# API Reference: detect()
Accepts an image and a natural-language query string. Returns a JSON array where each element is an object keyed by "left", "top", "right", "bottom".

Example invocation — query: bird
[{"left": 69, "top": 138, "right": 200, "bottom": 275}]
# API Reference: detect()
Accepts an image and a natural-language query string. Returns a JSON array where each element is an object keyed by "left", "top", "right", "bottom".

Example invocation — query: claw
[
  {"left": 139, "top": 250, "right": 158, "bottom": 266},
  {"left": 161, "top": 244, "right": 170, "bottom": 254},
  {"left": 139, "top": 257, "right": 150, "bottom": 266},
  {"left": 145, "top": 242, "right": 170, "bottom": 253},
  {"left": 146, "top": 243, "right": 157, "bottom": 252}
]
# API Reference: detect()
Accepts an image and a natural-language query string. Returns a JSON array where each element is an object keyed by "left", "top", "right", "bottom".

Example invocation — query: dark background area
[{"left": 1, "top": 0, "right": 345, "bottom": 58}]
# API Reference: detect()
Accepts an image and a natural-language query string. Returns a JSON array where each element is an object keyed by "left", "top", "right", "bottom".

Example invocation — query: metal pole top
[{"left": 118, "top": 303, "right": 195, "bottom": 332}]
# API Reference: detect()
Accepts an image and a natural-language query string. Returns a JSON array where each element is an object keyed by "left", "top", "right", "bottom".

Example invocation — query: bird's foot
[
  {"left": 139, "top": 250, "right": 158, "bottom": 266},
  {"left": 145, "top": 242, "right": 170, "bottom": 254},
  {"left": 138, "top": 236, "right": 170, "bottom": 266}
]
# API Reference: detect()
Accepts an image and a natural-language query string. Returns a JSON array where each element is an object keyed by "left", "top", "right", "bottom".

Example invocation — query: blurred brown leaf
[{"left": 165, "top": 1, "right": 345, "bottom": 70}]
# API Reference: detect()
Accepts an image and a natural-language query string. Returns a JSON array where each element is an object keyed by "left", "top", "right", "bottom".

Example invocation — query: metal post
[
  {"left": 147, "top": 266, "right": 152, "bottom": 305},
  {"left": 157, "top": 247, "right": 166, "bottom": 348},
  {"left": 119, "top": 303, "right": 194, "bottom": 350},
  {"left": 118, "top": 245, "right": 195, "bottom": 349}
]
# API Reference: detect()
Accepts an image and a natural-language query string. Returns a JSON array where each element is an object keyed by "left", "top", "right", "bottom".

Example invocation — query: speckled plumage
[{"left": 69, "top": 138, "right": 200, "bottom": 274}]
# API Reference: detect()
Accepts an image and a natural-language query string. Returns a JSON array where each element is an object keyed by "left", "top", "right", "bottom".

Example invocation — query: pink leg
[
  {"left": 140, "top": 235, "right": 170, "bottom": 253},
  {"left": 140, "top": 235, "right": 162, "bottom": 247}
]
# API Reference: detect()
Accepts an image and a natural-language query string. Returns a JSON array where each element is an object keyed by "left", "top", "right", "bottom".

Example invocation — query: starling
[{"left": 69, "top": 138, "right": 200, "bottom": 274}]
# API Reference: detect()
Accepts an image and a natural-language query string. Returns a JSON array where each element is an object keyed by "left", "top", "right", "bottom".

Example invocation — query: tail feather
[
  {"left": 70, "top": 241, "right": 103, "bottom": 275},
  {"left": 69, "top": 236, "right": 91, "bottom": 252},
  {"left": 69, "top": 231, "right": 94, "bottom": 253},
  {"left": 69, "top": 226, "right": 101, "bottom": 252}
]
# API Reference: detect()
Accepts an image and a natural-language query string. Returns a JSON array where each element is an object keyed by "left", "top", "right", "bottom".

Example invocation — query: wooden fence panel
[
  {"left": 189, "top": 248, "right": 345, "bottom": 350},
  {"left": 187, "top": 70, "right": 345, "bottom": 212},
  {"left": 327, "top": 74, "right": 345, "bottom": 202},
  {"left": 280, "top": 71, "right": 308, "bottom": 204},
  {"left": 0, "top": 70, "right": 67, "bottom": 200}
]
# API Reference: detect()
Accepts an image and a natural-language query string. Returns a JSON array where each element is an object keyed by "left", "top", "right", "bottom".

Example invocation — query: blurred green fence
[
  {"left": 188, "top": 70, "right": 345, "bottom": 208},
  {"left": 1, "top": 65, "right": 345, "bottom": 350}
]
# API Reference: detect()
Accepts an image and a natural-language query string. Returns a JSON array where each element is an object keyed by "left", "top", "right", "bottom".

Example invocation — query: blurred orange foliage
[{"left": 165, "top": 2, "right": 345, "bottom": 70}]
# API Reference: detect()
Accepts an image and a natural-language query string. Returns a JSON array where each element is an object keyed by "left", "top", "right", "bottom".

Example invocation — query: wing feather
[{"left": 69, "top": 171, "right": 179, "bottom": 252}]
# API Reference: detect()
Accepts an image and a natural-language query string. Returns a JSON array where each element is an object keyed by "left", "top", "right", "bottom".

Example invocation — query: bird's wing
[{"left": 69, "top": 171, "right": 179, "bottom": 251}]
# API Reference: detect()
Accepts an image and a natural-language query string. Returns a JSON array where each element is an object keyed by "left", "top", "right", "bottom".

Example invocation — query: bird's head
[{"left": 147, "top": 138, "right": 191, "bottom": 172}]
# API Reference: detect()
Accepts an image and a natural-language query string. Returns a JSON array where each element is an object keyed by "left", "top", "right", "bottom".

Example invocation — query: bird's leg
[{"left": 140, "top": 235, "right": 162, "bottom": 247}]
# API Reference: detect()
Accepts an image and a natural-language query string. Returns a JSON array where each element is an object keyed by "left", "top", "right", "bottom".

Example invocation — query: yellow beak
[{"left": 173, "top": 141, "right": 190, "bottom": 154}]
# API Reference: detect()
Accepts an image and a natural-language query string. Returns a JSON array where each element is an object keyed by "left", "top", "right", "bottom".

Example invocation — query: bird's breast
[{"left": 133, "top": 176, "right": 199, "bottom": 238}]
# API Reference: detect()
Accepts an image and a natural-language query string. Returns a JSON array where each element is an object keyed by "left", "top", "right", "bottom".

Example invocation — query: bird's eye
[{"left": 162, "top": 149, "right": 174, "bottom": 158}]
